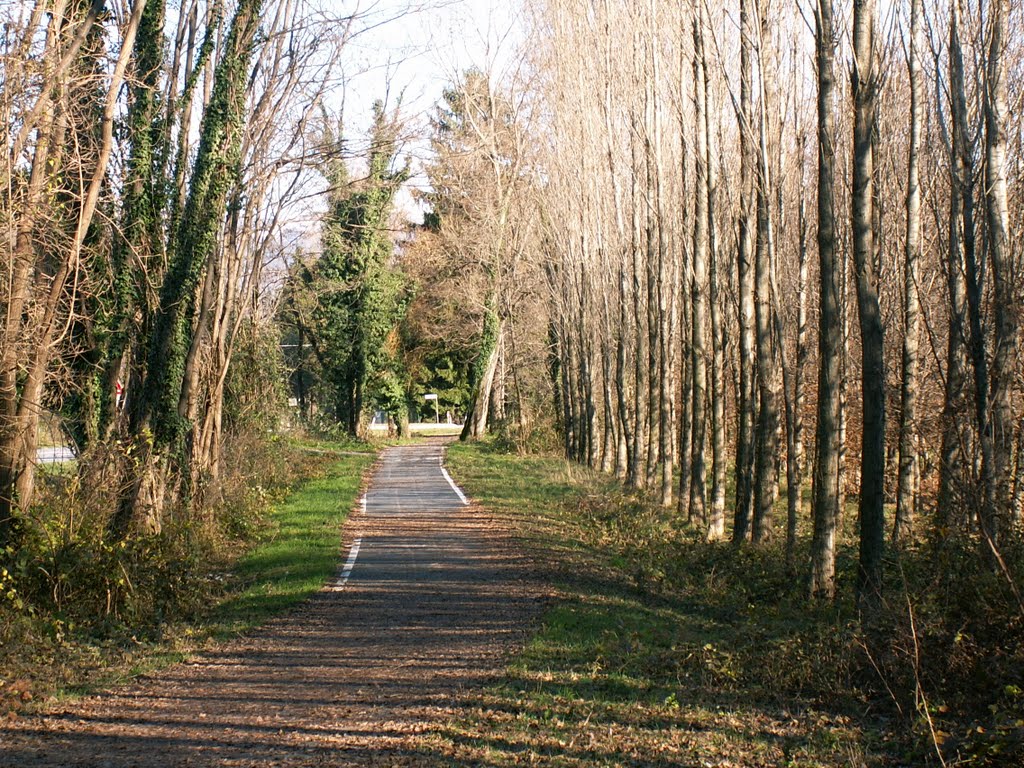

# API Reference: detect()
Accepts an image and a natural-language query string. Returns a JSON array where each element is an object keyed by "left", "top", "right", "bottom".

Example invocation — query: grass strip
[
  {"left": 4, "top": 440, "right": 376, "bottom": 710},
  {"left": 206, "top": 447, "right": 375, "bottom": 638},
  {"left": 440, "top": 441, "right": 882, "bottom": 767}
]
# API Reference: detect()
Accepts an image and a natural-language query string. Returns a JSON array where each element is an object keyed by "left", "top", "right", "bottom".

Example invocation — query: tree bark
[
  {"left": 732, "top": 0, "right": 757, "bottom": 544},
  {"left": 752, "top": 13, "right": 781, "bottom": 543},
  {"left": 895, "top": 0, "right": 922, "bottom": 543},
  {"left": 982, "top": 0, "right": 1016, "bottom": 550},
  {"left": 462, "top": 306, "right": 502, "bottom": 441},
  {"left": 688, "top": 9, "right": 709, "bottom": 526},
  {"left": 851, "top": 0, "right": 885, "bottom": 606},
  {"left": 811, "top": 0, "right": 841, "bottom": 600},
  {"left": 939, "top": 0, "right": 977, "bottom": 528},
  {"left": 707, "top": 54, "right": 727, "bottom": 540}
]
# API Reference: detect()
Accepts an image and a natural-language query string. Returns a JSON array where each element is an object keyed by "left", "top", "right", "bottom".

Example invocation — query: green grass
[
  {"left": 3, "top": 440, "right": 376, "bottom": 711},
  {"left": 206, "top": 448, "right": 375, "bottom": 638},
  {"left": 435, "top": 441, "right": 883, "bottom": 767}
]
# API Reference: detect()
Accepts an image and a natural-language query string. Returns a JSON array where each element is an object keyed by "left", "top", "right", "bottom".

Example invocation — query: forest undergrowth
[
  {"left": 445, "top": 440, "right": 1024, "bottom": 767},
  {"left": 0, "top": 434, "right": 375, "bottom": 716}
]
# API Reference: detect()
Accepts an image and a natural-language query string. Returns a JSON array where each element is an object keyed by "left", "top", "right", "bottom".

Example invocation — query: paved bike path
[{"left": 1, "top": 441, "right": 533, "bottom": 767}]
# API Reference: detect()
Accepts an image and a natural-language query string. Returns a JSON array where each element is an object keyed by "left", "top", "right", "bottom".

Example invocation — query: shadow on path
[{"left": 1, "top": 442, "right": 538, "bottom": 767}]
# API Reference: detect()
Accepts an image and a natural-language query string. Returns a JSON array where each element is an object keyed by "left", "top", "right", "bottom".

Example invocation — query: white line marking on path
[
  {"left": 440, "top": 462, "right": 469, "bottom": 506},
  {"left": 330, "top": 537, "right": 362, "bottom": 591},
  {"left": 361, "top": 494, "right": 367, "bottom": 514}
]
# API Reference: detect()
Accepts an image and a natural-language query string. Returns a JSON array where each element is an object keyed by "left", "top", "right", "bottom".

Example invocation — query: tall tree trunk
[
  {"left": 939, "top": 0, "right": 977, "bottom": 527},
  {"left": 629, "top": 113, "right": 648, "bottom": 489},
  {"left": 790, "top": 118, "right": 811, "bottom": 561},
  {"left": 707, "top": 60, "right": 727, "bottom": 540},
  {"left": 939, "top": 157, "right": 969, "bottom": 524},
  {"left": 752, "top": 20, "right": 781, "bottom": 543},
  {"left": 650, "top": 14, "right": 674, "bottom": 508},
  {"left": 677, "top": 69, "right": 693, "bottom": 517},
  {"left": 616, "top": 262, "right": 634, "bottom": 480},
  {"left": 601, "top": 318, "right": 618, "bottom": 474},
  {"left": 688, "top": 9, "right": 709, "bottom": 526},
  {"left": 851, "top": 0, "right": 885, "bottom": 606},
  {"left": 112, "top": 0, "right": 265, "bottom": 539},
  {"left": 895, "top": 0, "right": 922, "bottom": 543},
  {"left": 644, "top": 63, "right": 662, "bottom": 488},
  {"left": 602, "top": 6, "right": 632, "bottom": 482},
  {"left": 811, "top": 0, "right": 841, "bottom": 600},
  {"left": 983, "top": 0, "right": 1016, "bottom": 550},
  {"left": 733, "top": 0, "right": 757, "bottom": 544}
]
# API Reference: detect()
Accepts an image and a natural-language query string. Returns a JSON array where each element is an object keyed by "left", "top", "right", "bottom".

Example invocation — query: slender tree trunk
[
  {"left": 616, "top": 262, "right": 634, "bottom": 480},
  {"left": 838, "top": 249, "right": 850, "bottom": 527},
  {"left": 677, "top": 297, "right": 693, "bottom": 512},
  {"left": 733, "top": 0, "right": 756, "bottom": 544},
  {"left": 939, "top": 0, "right": 978, "bottom": 527},
  {"left": 752, "top": 24, "right": 781, "bottom": 543},
  {"left": 780, "top": 306, "right": 799, "bottom": 562},
  {"left": 791, "top": 121, "right": 810, "bottom": 559},
  {"left": 644, "top": 59, "right": 662, "bottom": 488},
  {"left": 1012, "top": 423, "right": 1024, "bottom": 523},
  {"left": 811, "top": 0, "right": 841, "bottom": 600},
  {"left": 629, "top": 114, "right": 648, "bottom": 489},
  {"left": 677, "top": 75, "right": 693, "bottom": 516},
  {"left": 707, "top": 57, "right": 726, "bottom": 540},
  {"left": 560, "top": 318, "right": 575, "bottom": 458},
  {"left": 688, "top": 10, "right": 709, "bottom": 526},
  {"left": 602, "top": 7, "right": 632, "bottom": 482},
  {"left": 650, "top": 18, "right": 674, "bottom": 508},
  {"left": 851, "top": 0, "right": 885, "bottom": 606},
  {"left": 601, "top": 322, "right": 617, "bottom": 474},
  {"left": 895, "top": 0, "right": 922, "bottom": 543},
  {"left": 983, "top": 0, "right": 1016, "bottom": 550},
  {"left": 938, "top": 138, "right": 969, "bottom": 525}
]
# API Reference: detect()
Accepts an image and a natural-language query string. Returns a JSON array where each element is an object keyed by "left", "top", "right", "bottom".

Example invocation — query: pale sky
[
  {"left": 340, "top": 0, "right": 523, "bottom": 130},
  {"left": 335, "top": 0, "right": 525, "bottom": 218}
]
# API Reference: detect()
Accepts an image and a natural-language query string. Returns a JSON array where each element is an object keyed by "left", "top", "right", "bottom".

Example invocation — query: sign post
[{"left": 424, "top": 393, "right": 439, "bottom": 424}]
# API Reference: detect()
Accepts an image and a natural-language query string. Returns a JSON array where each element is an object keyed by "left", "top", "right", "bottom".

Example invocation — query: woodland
[{"left": 1, "top": 0, "right": 1023, "bottom": 764}]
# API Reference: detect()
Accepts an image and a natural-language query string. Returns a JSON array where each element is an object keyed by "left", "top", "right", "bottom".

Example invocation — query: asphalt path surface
[{"left": 1, "top": 440, "right": 534, "bottom": 767}]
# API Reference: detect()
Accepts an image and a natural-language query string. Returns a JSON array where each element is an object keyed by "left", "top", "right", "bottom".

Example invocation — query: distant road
[
  {"left": 367, "top": 422, "right": 463, "bottom": 435},
  {"left": 36, "top": 425, "right": 461, "bottom": 464},
  {"left": 36, "top": 446, "right": 76, "bottom": 464}
]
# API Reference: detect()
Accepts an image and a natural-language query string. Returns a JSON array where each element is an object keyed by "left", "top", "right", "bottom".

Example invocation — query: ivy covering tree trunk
[
  {"left": 101, "top": 0, "right": 168, "bottom": 442},
  {"left": 113, "top": 0, "right": 265, "bottom": 538},
  {"left": 281, "top": 102, "right": 410, "bottom": 439},
  {"left": 461, "top": 302, "right": 501, "bottom": 441}
]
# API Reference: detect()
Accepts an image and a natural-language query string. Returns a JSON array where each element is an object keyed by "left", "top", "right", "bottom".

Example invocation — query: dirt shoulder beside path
[{"left": 0, "top": 441, "right": 538, "bottom": 767}]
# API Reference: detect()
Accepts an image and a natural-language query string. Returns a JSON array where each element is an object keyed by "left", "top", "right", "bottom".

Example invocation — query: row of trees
[
  {"left": 0, "top": 0, "right": 359, "bottom": 546},
  {"left": 5, "top": 0, "right": 1019, "bottom": 609},
  {"left": 280, "top": 104, "right": 412, "bottom": 436},
  {"left": 279, "top": 69, "right": 549, "bottom": 443},
  {"left": 0, "top": 0, "right": 547, "bottom": 555},
  {"left": 532, "top": 0, "right": 1022, "bottom": 601}
]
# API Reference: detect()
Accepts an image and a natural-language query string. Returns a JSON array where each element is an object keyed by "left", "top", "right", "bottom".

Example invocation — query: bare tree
[
  {"left": 895, "top": 0, "right": 923, "bottom": 542},
  {"left": 811, "top": 0, "right": 841, "bottom": 600},
  {"left": 982, "top": 0, "right": 1017, "bottom": 550}
]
